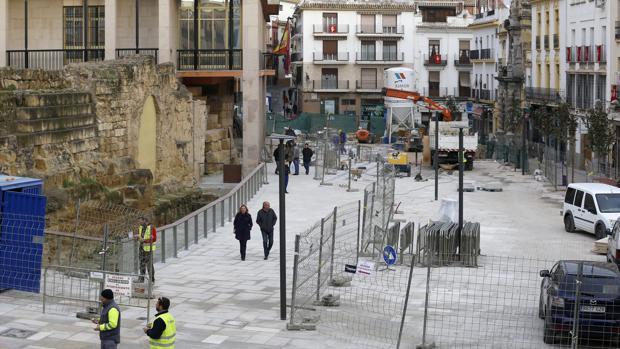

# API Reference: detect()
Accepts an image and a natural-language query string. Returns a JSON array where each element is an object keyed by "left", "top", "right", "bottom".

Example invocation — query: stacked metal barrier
[{"left": 415, "top": 221, "right": 480, "bottom": 267}]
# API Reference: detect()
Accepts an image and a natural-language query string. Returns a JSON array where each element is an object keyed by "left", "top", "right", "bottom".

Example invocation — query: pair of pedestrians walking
[{"left": 233, "top": 201, "right": 278, "bottom": 260}]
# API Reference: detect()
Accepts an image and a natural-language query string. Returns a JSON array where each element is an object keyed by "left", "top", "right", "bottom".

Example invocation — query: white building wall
[
  {"left": 300, "top": 9, "right": 416, "bottom": 89},
  {"left": 414, "top": 15, "right": 473, "bottom": 98}
]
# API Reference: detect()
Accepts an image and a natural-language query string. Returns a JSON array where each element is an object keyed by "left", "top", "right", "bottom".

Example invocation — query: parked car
[
  {"left": 539, "top": 260, "right": 620, "bottom": 345},
  {"left": 562, "top": 183, "right": 620, "bottom": 239},
  {"left": 608, "top": 219, "right": 620, "bottom": 267}
]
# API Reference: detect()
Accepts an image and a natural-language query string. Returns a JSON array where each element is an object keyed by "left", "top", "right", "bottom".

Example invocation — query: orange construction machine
[{"left": 382, "top": 88, "right": 452, "bottom": 121}]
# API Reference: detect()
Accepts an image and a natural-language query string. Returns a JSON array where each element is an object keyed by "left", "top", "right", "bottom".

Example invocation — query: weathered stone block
[
  {"left": 205, "top": 128, "right": 228, "bottom": 142},
  {"left": 206, "top": 141, "right": 222, "bottom": 152},
  {"left": 220, "top": 138, "right": 231, "bottom": 150}
]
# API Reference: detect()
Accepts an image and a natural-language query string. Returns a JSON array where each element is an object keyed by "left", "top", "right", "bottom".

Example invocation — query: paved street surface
[{"left": 0, "top": 159, "right": 605, "bottom": 348}]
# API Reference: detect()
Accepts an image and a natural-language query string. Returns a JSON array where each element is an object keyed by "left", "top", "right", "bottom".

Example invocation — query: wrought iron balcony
[
  {"left": 312, "top": 79, "right": 350, "bottom": 91},
  {"left": 313, "top": 24, "right": 349, "bottom": 34},
  {"left": 424, "top": 54, "right": 447, "bottom": 67},
  {"left": 356, "top": 80, "right": 380, "bottom": 90},
  {"left": 6, "top": 49, "right": 104, "bottom": 70},
  {"left": 176, "top": 49, "right": 242, "bottom": 71},
  {"left": 525, "top": 87, "right": 563, "bottom": 103},
  {"left": 355, "top": 52, "right": 404, "bottom": 62},
  {"left": 313, "top": 52, "right": 349, "bottom": 62}
]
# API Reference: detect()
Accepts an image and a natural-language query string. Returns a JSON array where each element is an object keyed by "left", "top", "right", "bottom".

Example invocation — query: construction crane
[{"left": 382, "top": 88, "right": 452, "bottom": 121}]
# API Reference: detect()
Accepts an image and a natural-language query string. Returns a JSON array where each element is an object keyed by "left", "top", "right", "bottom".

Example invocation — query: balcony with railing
[
  {"left": 544, "top": 35, "right": 549, "bottom": 50},
  {"left": 356, "top": 80, "right": 380, "bottom": 91},
  {"left": 578, "top": 45, "right": 593, "bottom": 65},
  {"left": 6, "top": 49, "right": 105, "bottom": 70},
  {"left": 454, "top": 50, "right": 472, "bottom": 68},
  {"left": 355, "top": 25, "right": 404, "bottom": 37},
  {"left": 313, "top": 52, "right": 349, "bottom": 63},
  {"left": 424, "top": 54, "right": 447, "bottom": 67},
  {"left": 479, "top": 89, "right": 491, "bottom": 101},
  {"left": 313, "top": 24, "right": 349, "bottom": 35},
  {"left": 553, "top": 34, "right": 559, "bottom": 49},
  {"left": 260, "top": 52, "right": 276, "bottom": 71},
  {"left": 470, "top": 49, "right": 493, "bottom": 61},
  {"left": 458, "top": 86, "right": 471, "bottom": 98},
  {"left": 176, "top": 49, "right": 242, "bottom": 71},
  {"left": 427, "top": 82, "right": 440, "bottom": 97},
  {"left": 525, "top": 87, "right": 563, "bottom": 103},
  {"left": 312, "top": 79, "right": 350, "bottom": 91},
  {"left": 116, "top": 48, "right": 159, "bottom": 63},
  {"left": 355, "top": 51, "right": 404, "bottom": 63}
]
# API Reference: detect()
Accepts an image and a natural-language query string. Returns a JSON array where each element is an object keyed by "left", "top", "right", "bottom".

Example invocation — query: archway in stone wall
[{"left": 137, "top": 95, "right": 157, "bottom": 174}]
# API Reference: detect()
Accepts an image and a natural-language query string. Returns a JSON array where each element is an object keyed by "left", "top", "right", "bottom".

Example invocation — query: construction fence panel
[
  {"left": 418, "top": 253, "right": 620, "bottom": 349},
  {"left": 41, "top": 265, "right": 150, "bottom": 317},
  {"left": 329, "top": 201, "right": 361, "bottom": 282}
]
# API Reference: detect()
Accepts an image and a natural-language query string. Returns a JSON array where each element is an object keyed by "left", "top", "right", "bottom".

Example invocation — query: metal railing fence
[{"left": 154, "top": 163, "right": 267, "bottom": 263}]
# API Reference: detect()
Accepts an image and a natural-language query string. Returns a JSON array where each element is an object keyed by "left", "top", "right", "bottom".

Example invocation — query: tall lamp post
[
  {"left": 451, "top": 125, "right": 467, "bottom": 256},
  {"left": 269, "top": 133, "right": 296, "bottom": 320}
]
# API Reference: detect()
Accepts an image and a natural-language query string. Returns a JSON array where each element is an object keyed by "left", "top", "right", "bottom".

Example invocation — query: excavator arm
[{"left": 382, "top": 88, "right": 452, "bottom": 121}]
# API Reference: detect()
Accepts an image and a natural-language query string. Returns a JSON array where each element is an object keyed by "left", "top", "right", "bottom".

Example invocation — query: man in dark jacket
[
  {"left": 94, "top": 289, "right": 121, "bottom": 349},
  {"left": 302, "top": 143, "right": 314, "bottom": 175},
  {"left": 256, "top": 201, "right": 278, "bottom": 260}
]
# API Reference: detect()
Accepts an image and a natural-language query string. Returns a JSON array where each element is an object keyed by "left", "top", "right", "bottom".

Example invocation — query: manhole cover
[
  {"left": 0, "top": 328, "right": 37, "bottom": 339},
  {"left": 222, "top": 320, "right": 247, "bottom": 328}
]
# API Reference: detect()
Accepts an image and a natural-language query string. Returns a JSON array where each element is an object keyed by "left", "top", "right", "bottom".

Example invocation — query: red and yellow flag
[{"left": 274, "top": 19, "right": 290, "bottom": 55}]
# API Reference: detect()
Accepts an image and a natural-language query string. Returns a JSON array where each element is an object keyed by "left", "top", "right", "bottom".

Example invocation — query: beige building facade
[{"left": 0, "top": 0, "right": 278, "bottom": 174}]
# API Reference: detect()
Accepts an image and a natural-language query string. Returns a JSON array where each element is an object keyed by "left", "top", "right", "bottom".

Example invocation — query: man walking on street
[
  {"left": 94, "top": 289, "right": 121, "bottom": 349},
  {"left": 256, "top": 201, "right": 277, "bottom": 260},
  {"left": 302, "top": 143, "right": 314, "bottom": 175},
  {"left": 144, "top": 297, "right": 176, "bottom": 349},
  {"left": 136, "top": 217, "right": 156, "bottom": 283}
]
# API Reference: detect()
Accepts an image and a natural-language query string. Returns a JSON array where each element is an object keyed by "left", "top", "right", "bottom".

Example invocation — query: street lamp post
[
  {"left": 452, "top": 125, "right": 468, "bottom": 256},
  {"left": 269, "top": 133, "right": 296, "bottom": 321},
  {"left": 434, "top": 111, "right": 440, "bottom": 201}
]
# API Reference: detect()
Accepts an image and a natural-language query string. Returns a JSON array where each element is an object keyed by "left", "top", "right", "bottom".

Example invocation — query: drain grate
[{"left": 0, "top": 328, "right": 37, "bottom": 339}]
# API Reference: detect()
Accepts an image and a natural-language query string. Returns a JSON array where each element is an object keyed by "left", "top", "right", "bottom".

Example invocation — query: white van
[{"left": 563, "top": 183, "right": 620, "bottom": 239}]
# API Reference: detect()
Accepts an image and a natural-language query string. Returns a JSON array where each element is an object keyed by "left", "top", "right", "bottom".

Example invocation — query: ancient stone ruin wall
[{"left": 0, "top": 56, "right": 206, "bottom": 194}]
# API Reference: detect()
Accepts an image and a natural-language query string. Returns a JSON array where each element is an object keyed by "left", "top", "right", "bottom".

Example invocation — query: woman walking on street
[{"left": 234, "top": 205, "right": 253, "bottom": 261}]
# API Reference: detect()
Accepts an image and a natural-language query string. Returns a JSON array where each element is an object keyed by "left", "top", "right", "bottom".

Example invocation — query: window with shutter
[
  {"left": 383, "top": 41, "right": 397, "bottom": 61},
  {"left": 382, "top": 15, "right": 396, "bottom": 33},
  {"left": 361, "top": 68, "right": 377, "bottom": 89},
  {"left": 361, "top": 15, "right": 375, "bottom": 33},
  {"left": 323, "top": 40, "right": 338, "bottom": 60},
  {"left": 361, "top": 41, "right": 376, "bottom": 61}
]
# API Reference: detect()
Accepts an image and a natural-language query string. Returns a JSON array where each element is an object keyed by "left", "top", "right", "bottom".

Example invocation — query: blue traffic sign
[
  {"left": 383, "top": 245, "right": 397, "bottom": 266},
  {"left": 466, "top": 102, "right": 473, "bottom": 113}
]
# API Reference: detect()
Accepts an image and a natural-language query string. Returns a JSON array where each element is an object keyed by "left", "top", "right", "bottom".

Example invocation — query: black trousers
[
  {"left": 239, "top": 239, "right": 247, "bottom": 260},
  {"left": 303, "top": 161, "right": 310, "bottom": 174},
  {"left": 261, "top": 230, "right": 274, "bottom": 257},
  {"left": 139, "top": 249, "right": 154, "bottom": 282}
]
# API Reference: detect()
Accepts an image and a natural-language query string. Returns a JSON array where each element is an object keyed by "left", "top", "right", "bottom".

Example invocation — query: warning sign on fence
[
  {"left": 356, "top": 260, "right": 374, "bottom": 276},
  {"left": 105, "top": 274, "right": 132, "bottom": 297}
]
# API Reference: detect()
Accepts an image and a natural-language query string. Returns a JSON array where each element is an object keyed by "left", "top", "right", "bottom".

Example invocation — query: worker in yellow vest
[
  {"left": 144, "top": 297, "right": 176, "bottom": 349},
  {"left": 136, "top": 217, "right": 156, "bottom": 283}
]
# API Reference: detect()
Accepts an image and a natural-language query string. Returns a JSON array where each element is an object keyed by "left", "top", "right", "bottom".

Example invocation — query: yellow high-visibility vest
[
  {"left": 149, "top": 312, "right": 176, "bottom": 349},
  {"left": 139, "top": 225, "right": 156, "bottom": 252}
]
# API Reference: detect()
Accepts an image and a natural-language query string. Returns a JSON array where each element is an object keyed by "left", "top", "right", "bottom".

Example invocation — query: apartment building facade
[
  {"left": 0, "top": 0, "right": 279, "bottom": 172},
  {"left": 413, "top": 1, "right": 474, "bottom": 102},
  {"left": 468, "top": 0, "right": 509, "bottom": 138},
  {"left": 529, "top": 0, "right": 566, "bottom": 107},
  {"left": 292, "top": 0, "right": 417, "bottom": 125}
]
